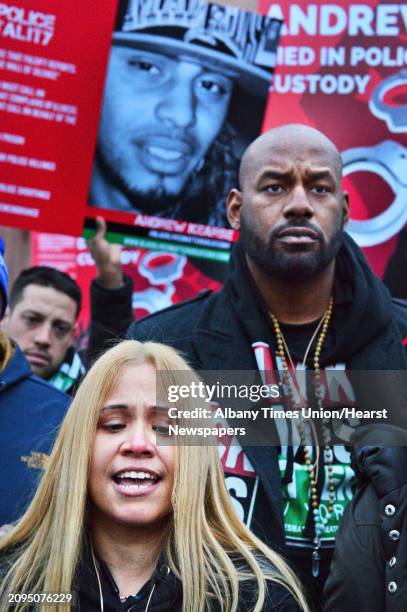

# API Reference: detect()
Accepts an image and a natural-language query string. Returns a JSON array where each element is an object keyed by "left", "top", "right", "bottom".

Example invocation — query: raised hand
[{"left": 87, "top": 216, "right": 124, "bottom": 289}]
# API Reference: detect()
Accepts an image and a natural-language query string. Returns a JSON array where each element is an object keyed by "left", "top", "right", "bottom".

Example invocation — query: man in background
[
  {"left": 3, "top": 219, "right": 133, "bottom": 393},
  {"left": 4, "top": 266, "right": 84, "bottom": 394}
]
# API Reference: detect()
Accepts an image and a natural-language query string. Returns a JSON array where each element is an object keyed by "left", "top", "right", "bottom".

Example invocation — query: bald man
[{"left": 128, "top": 124, "right": 407, "bottom": 607}]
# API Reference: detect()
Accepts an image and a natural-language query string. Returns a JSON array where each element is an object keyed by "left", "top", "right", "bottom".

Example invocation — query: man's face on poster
[{"left": 97, "top": 45, "right": 234, "bottom": 210}]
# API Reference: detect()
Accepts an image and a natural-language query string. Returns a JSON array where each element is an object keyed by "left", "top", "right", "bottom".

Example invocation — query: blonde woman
[{"left": 0, "top": 341, "right": 308, "bottom": 612}]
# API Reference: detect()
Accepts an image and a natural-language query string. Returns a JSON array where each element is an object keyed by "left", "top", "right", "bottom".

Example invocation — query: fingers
[
  {"left": 94, "top": 216, "right": 107, "bottom": 240},
  {"left": 86, "top": 216, "right": 108, "bottom": 256},
  {"left": 109, "top": 246, "right": 122, "bottom": 267}
]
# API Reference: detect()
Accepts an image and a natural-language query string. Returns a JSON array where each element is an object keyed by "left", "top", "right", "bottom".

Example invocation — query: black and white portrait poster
[{"left": 85, "top": 0, "right": 282, "bottom": 262}]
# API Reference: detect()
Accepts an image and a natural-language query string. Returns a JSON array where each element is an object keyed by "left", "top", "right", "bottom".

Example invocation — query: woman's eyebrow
[
  {"left": 100, "top": 404, "right": 129, "bottom": 412},
  {"left": 150, "top": 405, "right": 172, "bottom": 417},
  {"left": 100, "top": 404, "right": 171, "bottom": 414}
]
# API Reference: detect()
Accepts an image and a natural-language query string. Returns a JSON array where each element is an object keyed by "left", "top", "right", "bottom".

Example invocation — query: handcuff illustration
[
  {"left": 343, "top": 140, "right": 407, "bottom": 247},
  {"left": 343, "top": 69, "right": 407, "bottom": 248},
  {"left": 133, "top": 251, "right": 186, "bottom": 313},
  {"left": 369, "top": 68, "right": 407, "bottom": 133}
]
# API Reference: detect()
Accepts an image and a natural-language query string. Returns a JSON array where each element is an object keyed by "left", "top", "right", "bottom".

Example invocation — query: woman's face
[{"left": 88, "top": 362, "right": 174, "bottom": 530}]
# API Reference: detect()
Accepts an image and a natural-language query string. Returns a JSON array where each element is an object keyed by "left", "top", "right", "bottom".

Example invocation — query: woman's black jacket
[
  {"left": 73, "top": 545, "right": 301, "bottom": 611},
  {"left": 0, "top": 544, "right": 301, "bottom": 611}
]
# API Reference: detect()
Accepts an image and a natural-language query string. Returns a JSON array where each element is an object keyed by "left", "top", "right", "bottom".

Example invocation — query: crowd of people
[{"left": 1, "top": 124, "right": 406, "bottom": 611}]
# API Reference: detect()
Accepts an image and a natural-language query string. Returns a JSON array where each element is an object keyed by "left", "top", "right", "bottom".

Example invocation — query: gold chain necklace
[
  {"left": 269, "top": 297, "right": 335, "bottom": 578},
  {"left": 90, "top": 542, "right": 157, "bottom": 612}
]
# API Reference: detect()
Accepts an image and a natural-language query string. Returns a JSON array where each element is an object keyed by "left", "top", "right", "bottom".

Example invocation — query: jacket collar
[
  {"left": 191, "top": 280, "right": 257, "bottom": 371},
  {"left": 193, "top": 235, "right": 407, "bottom": 372}
]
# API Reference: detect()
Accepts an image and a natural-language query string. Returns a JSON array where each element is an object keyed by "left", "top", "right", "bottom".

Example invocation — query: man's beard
[
  {"left": 240, "top": 216, "right": 344, "bottom": 281},
  {"left": 95, "top": 147, "right": 190, "bottom": 216}
]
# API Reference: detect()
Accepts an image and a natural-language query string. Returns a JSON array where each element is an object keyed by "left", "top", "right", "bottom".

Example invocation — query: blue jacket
[{"left": 0, "top": 345, "right": 70, "bottom": 524}]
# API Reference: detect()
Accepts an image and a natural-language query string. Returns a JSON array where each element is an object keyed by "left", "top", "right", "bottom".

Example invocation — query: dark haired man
[
  {"left": 4, "top": 224, "right": 134, "bottom": 393},
  {"left": 127, "top": 124, "right": 407, "bottom": 606},
  {"left": 5, "top": 266, "right": 84, "bottom": 393}
]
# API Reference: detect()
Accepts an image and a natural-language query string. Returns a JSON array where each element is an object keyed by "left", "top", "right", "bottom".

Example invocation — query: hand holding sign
[{"left": 86, "top": 216, "right": 123, "bottom": 289}]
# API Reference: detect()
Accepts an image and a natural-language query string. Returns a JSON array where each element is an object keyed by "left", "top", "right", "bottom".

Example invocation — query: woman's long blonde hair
[{"left": 0, "top": 341, "right": 308, "bottom": 611}]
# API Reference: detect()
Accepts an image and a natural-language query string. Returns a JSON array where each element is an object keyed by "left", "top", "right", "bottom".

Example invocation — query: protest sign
[
  {"left": 31, "top": 231, "right": 222, "bottom": 330},
  {"left": 85, "top": 0, "right": 282, "bottom": 261},
  {"left": 260, "top": 0, "right": 407, "bottom": 284},
  {"left": 0, "top": 1, "right": 117, "bottom": 233}
]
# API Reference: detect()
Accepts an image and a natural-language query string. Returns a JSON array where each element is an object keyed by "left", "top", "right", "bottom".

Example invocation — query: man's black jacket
[
  {"left": 323, "top": 425, "right": 407, "bottom": 612},
  {"left": 127, "top": 235, "right": 407, "bottom": 553}
]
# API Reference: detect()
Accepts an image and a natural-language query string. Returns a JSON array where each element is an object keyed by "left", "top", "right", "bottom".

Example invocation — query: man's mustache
[
  {"left": 132, "top": 127, "right": 199, "bottom": 152},
  {"left": 271, "top": 220, "right": 324, "bottom": 242}
]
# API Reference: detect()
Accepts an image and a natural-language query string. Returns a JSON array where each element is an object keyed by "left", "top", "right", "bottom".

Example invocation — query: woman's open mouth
[{"left": 112, "top": 469, "right": 161, "bottom": 496}]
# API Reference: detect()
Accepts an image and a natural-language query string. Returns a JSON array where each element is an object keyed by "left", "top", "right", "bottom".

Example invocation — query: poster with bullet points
[{"left": 0, "top": 1, "right": 117, "bottom": 234}]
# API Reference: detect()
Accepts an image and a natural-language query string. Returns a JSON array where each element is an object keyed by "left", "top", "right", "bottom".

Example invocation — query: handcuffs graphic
[
  {"left": 369, "top": 68, "right": 407, "bottom": 133},
  {"left": 343, "top": 140, "right": 407, "bottom": 247},
  {"left": 343, "top": 69, "right": 407, "bottom": 247},
  {"left": 132, "top": 251, "right": 187, "bottom": 314}
]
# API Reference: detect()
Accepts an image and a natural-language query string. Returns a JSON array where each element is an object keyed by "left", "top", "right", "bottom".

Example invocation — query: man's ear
[
  {"left": 226, "top": 189, "right": 242, "bottom": 230},
  {"left": 341, "top": 191, "right": 350, "bottom": 226}
]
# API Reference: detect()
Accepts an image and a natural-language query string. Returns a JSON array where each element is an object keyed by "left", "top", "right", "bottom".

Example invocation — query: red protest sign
[
  {"left": 0, "top": 0, "right": 116, "bottom": 234},
  {"left": 259, "top": 0, "right": 407, "bottom": 282}
]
